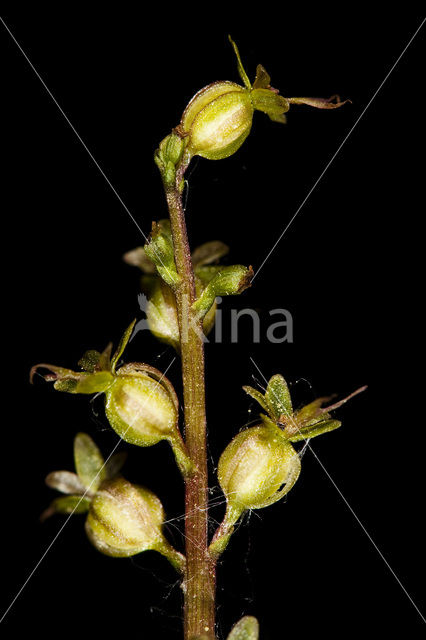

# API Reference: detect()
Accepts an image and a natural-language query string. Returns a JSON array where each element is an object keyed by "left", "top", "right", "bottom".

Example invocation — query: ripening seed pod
[
  {"left": 31, "top": 322, "right": 193, "bottom": 476},
  {"left": 181, "top": 81, "right": 254, "bottom": 161},
  {"left": 175, "top": 37, "right": 348, "bottom": 163},
  {"left": 105, "top": 368, "right": 178, "bottom": 447},
  {"left": 42, "top": 435, "right": 185, "bottom": 572},
  {"left": 85, "top": 477, "right": 184, "bottom": 571},
  {"left": 227, "top": 616, "right": 259, "bottom": 640},
  {"left": 218, "top": 424, "right": 301, "bottom": 513},
  {"left": 139, "top": 273, "right": 217, "bottom": 351},
  {"left": 210, "top": 424, "right": 300, "bottom": 557}
]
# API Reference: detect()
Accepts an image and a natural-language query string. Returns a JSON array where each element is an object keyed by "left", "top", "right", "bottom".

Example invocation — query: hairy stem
[{"left": 163, "top": 169, "right": 216, "bottom": 639}]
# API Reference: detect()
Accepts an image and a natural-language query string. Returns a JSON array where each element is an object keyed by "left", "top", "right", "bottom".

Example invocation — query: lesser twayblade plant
[{"left": 32, "top": 37, "right": 363, "bottom": 639}]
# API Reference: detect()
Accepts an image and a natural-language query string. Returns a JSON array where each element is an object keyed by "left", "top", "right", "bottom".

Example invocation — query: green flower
[
  {"left": 31, "top": 321, "right": 193, "bottom": 476},
  {"left": 243, "top": 374, "right": 366, "bottom": 442},
  {"left": 124, "top": 219, "right": 252, "bottom": 349},
  {"left": 175, "top": 36, "right": 349, "bottom": 162},
  {"left": 42, "top": 433, "right": 185, "bottom": 572},
  {"left": 210, "top": 375, "right": 365, "bottom": 556}
]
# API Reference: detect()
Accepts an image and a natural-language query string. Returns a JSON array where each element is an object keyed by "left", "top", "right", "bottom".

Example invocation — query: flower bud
[
  {"left": 144, "top": 219, "right": 180, "bottom": 289},
  {"left": 154, "top": 132, "right": 186, "bottom": 188},
  {"left": 124, "top": 226, "right": 232, "bottom": 349}
]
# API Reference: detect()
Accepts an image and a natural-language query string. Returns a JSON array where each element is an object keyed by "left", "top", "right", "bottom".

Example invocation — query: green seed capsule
[
  {"left": 85, "top": 478, "right": 166, "bottom": 557},
  {"left": 42, "top": 434, "right": 186, "bottom": 571},
  {"left": 181, "top": 81, "right": 254, "bottom": 161},
  {"left": 171, "top": 37, "right": 348, "bottom": 167},
  {"left": 144, "top": 277, "right": 181, "bottom": 351},
  {"left": 141, "top": 274, "right": 217, "bottom": 352},
  {"left": 227, "top": 616, "right": 259, "bottom": 640},
  {"left": 105, "top": 373, "right": 178, "bottom": 447},
  {"left": 210, "top": 424, "right": 301, "bottom": 557},
  {"left": 218, "top": 424, "right": 301, "bottom": 513},
  {"left": 124, "top": 225, "right": 229, "bottom": 350},
  {"left": 86, "top": 477, "right": 186, "bottom": 570},
  {"left": 31, "top": 323, "right": 194, "bottom": 477}
]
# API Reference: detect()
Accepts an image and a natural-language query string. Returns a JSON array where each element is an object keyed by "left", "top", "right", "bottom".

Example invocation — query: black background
[{"left": 2, "top": 6, "right": 425, "bottom": 639}]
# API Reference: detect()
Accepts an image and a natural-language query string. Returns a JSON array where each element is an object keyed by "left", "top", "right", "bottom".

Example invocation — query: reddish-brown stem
[{"left": 164, "top": 173, "right": 216, "bottom": 640}]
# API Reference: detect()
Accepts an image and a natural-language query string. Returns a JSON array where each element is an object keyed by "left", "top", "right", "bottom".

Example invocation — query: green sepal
[
  {"left": 97, "top": 344, "right": 113, "bottom": 371},
  {"left": 259, "top": 412, "right": 285, "bottom": 436},
  {"left": 53, "top": 495, "right": 91, "bottom": 514},
  {"left": 243, "top": 375, "right": 364, "bottom": 443},
  {"left": 127, "top": 237, "right": 227, "bottom": 275},
  {"left": 288, "top": 419, "right": 342, "bottom": 442},
  {"left": 123, "top": 246, "right": 156, "bottom": 274},
  {"left": 104, "top": 452, "right": 127, "bottom": 479},
  {"left": 41, "top": 495, "right": 91, "bottom": 521},
  {"left": 243, "top": 374, "right": 292, "bottom": 422},
  {"left": 74, "top": 432, "right": 106, "bottom": 492},
  {"left": 191, "top": 240, "right": 229, "bottom": 267},
  {"left": 45, "top": 471, "right": 86, "bottom": 496},
  {"left": 228, "top": 35, "right": 251, "bottom": 90},
  {"left": 287, "top": 95, "right": 350, "bottom": 109},
  {"left": 265, "top": 374, "right": 292, "bottom": 419},
  {"left": 293, "top": 396, "right": 333, "bottom": 425},
  {"left": 193, "top": 265, "right": 223, "bottom": 286},
  {"left": 251, "top": 88, "right": 289, "bottom": 123},
  {"left": 140, "top": 276, "right": 181, "bottom": 351},
  {"left": 32, "top": 337, "right": 116, "bottom": 395},
  {"left": 111, "top": 319, "right": 136, "bottom": 373},
  {"left": 144, "top": 220, "right": 180, "bottom": 288},
  {"left": 192, "top": 265, "right": 253, "bottom": 318},
  {"left": 253, "top": 64, "right": 271, "bottom": 89},
  {"left": 242, "top": 385, "right": 271, "bottom": 415},
  {"left": 45, "top": 454, "right": 129, "bottom": 494},
  {"left": 288, "top": 386, "right": 367, "bottom": 439},
  {"left": 227, "top": 616, "right": 259, "bottom": 640},
  {"left": 54, "top": 371, "right": 114, "bottom": 394},
  {"left": 160, "top": 132, "right": 185, "bottom": 166}
]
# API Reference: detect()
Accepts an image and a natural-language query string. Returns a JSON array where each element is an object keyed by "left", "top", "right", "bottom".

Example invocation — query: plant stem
[{"left": 163, "top": 168, "right": 216, "bottom": 640}]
